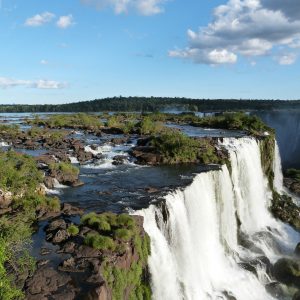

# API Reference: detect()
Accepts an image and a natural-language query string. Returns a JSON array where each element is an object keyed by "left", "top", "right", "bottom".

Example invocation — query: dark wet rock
[
  {"left": 112, "top": 155, "right": 128, "bottom": 165},
  {"left": 37, "top": 260, "right": 50, "bottom": 268},
  {"left": 222, "top": 291, "right": 237, "bottom": 300},
  {"left": 36, "top": 208, "right": 61, "bottom": 221},
  {"left": 93, "top": 153, "right": 105, "bottom": 160},
  {"left": 49, "top": 168, "right": 79, "bottom": 187},
  {"left": 250, "top": 256, "right": 273, "bottom": 275},
  {"left": 43, "top": 176, "right": 55, "bottom": 189},
  {"left": 285, "top": 178, "right": 300, "bottom": 197},
  {"left": 295, "top": 243, "right": 300, "bottom": 257},
  {"left": 58, "top": 257, "right": 81, "bottom": 273},
  {"left": 46, "top": 219, "right": 67, "bottom": 232},
  {"left": 273, "top": 258, "right": 300, "bottom": 287},
  {"left": 85, "top": 284, "right": 111, "bottom": 300},
  {"left": 51, "top": 290, "right": 76, "bottom": 300},
  {"left": 110, "top": 137, "right": 128, "bottom": 145},
  {"left": 50, "top": 151, "right": 70, "bottom": 163},
  {"left": 101, "top": 127, "right": 124, "bottom": 134},
  {"left": 40, "top": 248, "right": 52, "bottom": 256},
  {"left": 136, "top": 137, "right": 152, "bottom": 147},
  {"left": 271, "top": 193, "right": 300, "bottom": 231},
  {"left": 60, "top": 241, "right": 76, "bottom": 254},
  {"left": 36, "top": 154, "right": 56, "bottom": 166},
  {"left": 77, "top": 149, "right": 93, "bottom": 163},
  {"left": 265, "top": 282, "right": 287, "bottom": 299},
  {"left": 25, "top": 266, "right": 71, "bottom": 295},
  {"left": 293, "top": 290, "right": 300, "bottom": 300},
  {"left": 62, "top": 203, "right": 84, "bottom": 216},
  {"left": 130, "top": 146, "right": 162, "bottom": 165},
  {"left": 145, "top": 186, "right": 159, "bottom": 193},
  {"left": 47, "top": 229, "right": 70, "bottom": 244},
  {"left": 238, "top": 262, "right": 257, "bottom": 276}
]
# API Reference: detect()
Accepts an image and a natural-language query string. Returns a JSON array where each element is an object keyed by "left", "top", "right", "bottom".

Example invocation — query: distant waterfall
[{"left": 136, "top": 137, "right": 293, "bottom": 300}]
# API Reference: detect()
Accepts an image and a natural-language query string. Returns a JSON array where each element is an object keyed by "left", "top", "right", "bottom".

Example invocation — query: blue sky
[{"left": 0, "top": 0, "right": 300, "bottom": 104}]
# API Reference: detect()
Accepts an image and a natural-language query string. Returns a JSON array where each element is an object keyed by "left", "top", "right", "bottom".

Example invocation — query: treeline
[{"left": 1, "top": 97, "right": 300, "bottom": 112}]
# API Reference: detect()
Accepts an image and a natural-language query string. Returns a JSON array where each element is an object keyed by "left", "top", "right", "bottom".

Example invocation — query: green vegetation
[
  {"left": 1, "top": 97, "right": 300, "bottom": 113},
  {"left": 49, "top": 162, "right": 79, "bottom": 178},
  {"left": 138, "top": 117, "right": 164, "bottom": 135},
  {"left": 80, "top": 212, "right": 151, "bottom": 299},
  {"left": 285, "top": 169, "right": 300, "bottom": 180},
  {"left": 114, "top": 228, "right": 132, "bottom": 241},
  {"left": 0, "top": 150, "right": 61, "bottom": 298},
  {"left": 191, "top": 112, "right": 274, "bottom": 135},
  {"left": 0, "top": 124, "right": 20, "bottom": 138},
  {"left": 260, "top": 135, "right": 276, "bottom": 189},
  {"left": 0, "top": 215, "right": 34, "bottom": 300},
  {"left": 29, "top": 113, "right": 102, "bottom": 129},
  {"left": 0, "top": 150, "right": 42, "bottom": 195},
  {"left": 149, "top": 129, "right": 225, "bottom": 164},
  {"left": 105, "top": 114, "right": 138, "bottom": 134},
  {"left": 67, "top": 224, "right": 79, "bottom": 236},
  {"left": 84, "top": 233, "right": 116, "bottom": 250}
]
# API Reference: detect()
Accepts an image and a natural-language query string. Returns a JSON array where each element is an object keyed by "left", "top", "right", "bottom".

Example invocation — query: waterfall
[
  {"left": 136, "top": 137, "right": 294, "bottom": 300},
  {"left": 273, "top": 141, "right": 284, "bottom": 193}
]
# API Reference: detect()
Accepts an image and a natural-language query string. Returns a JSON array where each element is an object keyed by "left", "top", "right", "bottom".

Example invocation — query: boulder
[
  {"left": 49, "top": 229, "right": 70, "bottom": 244},
  {"left": 273, "top": 258, "right": 300, "bottom": 287},
  {"left": 295, "top": 243, "right": 300, "bottom": 257},
  {"left": 110, "top": 137, "right": 128, "bottom": 145},
  {"left": 46, "top": 219, "right": 67, "bottom": 232},
  {"left": 265, "top": 282, "right": 287, "bottom": 299},
  {"left": 293, "top": 291, "right": 300, "bottom": 300},
  {"left": 25, "top": 266, "right": 71, "bottom": 295},
  {"left": 61, "top": 203, "right": 84, "bottom": 216},
  {"left": 44, "top": 176, "right": 55, "bottom": 189},
  {"left": 130, "top": 146, "right": 161, "bottom": 165},
  {"left": 112, "top": 155, "right": 128, "bottom": 165}
]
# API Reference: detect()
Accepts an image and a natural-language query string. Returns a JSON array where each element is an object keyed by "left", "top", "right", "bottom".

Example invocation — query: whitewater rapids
[{"left": 136, "top": 137, "right": 295, "bottom": 300}]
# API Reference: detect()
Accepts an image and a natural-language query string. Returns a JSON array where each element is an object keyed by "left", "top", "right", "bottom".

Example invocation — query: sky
[{"left": 0, "top": 0, "right": 300, "bottom": 104}]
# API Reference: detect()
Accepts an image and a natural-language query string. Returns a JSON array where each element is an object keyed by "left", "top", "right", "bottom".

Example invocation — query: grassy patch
[
  {"left": 29, "top": 113, "right": 102, "bottom": 129},
  {"left": 49, "top": 162, "right": 79, "bottom": 177},
  {"left": 84, "top": 233, "right": 116, "bottom": 251},
  {"left": 191, "top": 112, "right": 273, "bottom": 135},
  {"left": 149, "top": 129, "right": 225, "bottom": 165}
]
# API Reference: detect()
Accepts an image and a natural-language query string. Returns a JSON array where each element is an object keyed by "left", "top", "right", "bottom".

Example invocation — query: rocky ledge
[{"left": 25, "top": 211, "right": 151, "bottom": 300}]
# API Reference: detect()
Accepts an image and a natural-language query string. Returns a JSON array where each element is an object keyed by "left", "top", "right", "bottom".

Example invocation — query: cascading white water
[
  {"left": 274, "top": 141, "right": 284, "bottom": 193},
  {"left": 136, "top": 137, "right": 294, "bottom": 300}
]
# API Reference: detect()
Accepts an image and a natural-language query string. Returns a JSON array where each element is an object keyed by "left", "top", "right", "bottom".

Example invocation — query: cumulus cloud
[
  {"left": 56, "top": 15, "right": 74, "bottom": 29},
  {"left": 169, "top": 0, "right": 300, "bottom": 65},
  {"left": 80, "top": 0, "right": 166, "bottom": 15},
  {"left": 25, "top": 12, "right": 55, "bottom": 27},
  {"left": 0, "top": 77, "right": 67, "bottom": 89},
  {"left": 275, "top": 53, "right": 297, "bottom": 65},
  {"left": 169, "top": 48, "right": 237, "bottom": 65}
]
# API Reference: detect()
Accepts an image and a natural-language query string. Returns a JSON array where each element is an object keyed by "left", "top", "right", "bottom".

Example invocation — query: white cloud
[
  {"left": 56, "top": 15, "right": 74, "bottom": 29},
  {"left": 25, "top": 12, "right": 55, "bottom": 27},
  {"left": 0, "top": 77, "right": 67, "bottom": 89},
  {"left": 40, "top": 59, "right": 49, "bottom": 65},
  {"left": 275, "top": 53, "right": 297, "bottom": 65},
  {"left": 169, "top": 0, "right": 300, "bottom": 65},
  {"left": 80, "top": 0, "right": 166, "bottom": 15},
  {"left": 169, "top": 48, "right": 237, "bottom": 65}
]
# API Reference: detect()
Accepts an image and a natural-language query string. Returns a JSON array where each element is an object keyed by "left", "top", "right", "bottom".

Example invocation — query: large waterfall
[{"left": 136, "top": 137, "right": 295, "bottom": 300}]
